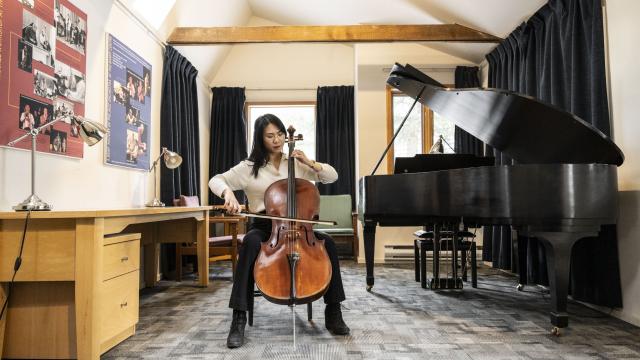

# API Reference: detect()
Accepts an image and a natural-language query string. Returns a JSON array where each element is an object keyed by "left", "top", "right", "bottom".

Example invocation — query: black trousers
[{"left": 229, "top": 217, "right": 346, "bottom": 311}]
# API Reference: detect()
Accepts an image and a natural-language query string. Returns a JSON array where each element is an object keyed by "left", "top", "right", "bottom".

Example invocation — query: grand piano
[{"left": 358, "top": 63, "right": 624, "bottom": 334}]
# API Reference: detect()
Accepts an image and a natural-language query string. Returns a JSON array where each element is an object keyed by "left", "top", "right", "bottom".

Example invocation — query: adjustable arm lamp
[
  {"left": 8, "top": 115, "right": 108, "bottom": 211},
  {"left": 146, "top": 147, "right": 182, "bottom": 207}
]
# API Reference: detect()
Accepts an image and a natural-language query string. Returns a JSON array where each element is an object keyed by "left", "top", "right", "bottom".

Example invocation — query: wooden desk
[{"left": 0, "top": 207, "right": 210, "bottom": 359}]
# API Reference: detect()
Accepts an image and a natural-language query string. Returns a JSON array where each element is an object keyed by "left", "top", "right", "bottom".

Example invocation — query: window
[
  {"left": 386, "top": 86, "right": 455, "bottom": 173},
  {"left": 246, "top": 103, "right": 316, "bottom": 160},
  {"left": 433, "top": 111, "right": 455, "bottom": 154}
]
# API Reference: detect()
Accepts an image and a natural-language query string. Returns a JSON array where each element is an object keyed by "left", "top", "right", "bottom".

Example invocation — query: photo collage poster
[
  {"left": 105, "top": 34, "right": 151, "bottom": 170},
  {"left": 0, "top": 0, "right": 88, "bottom": 158}
]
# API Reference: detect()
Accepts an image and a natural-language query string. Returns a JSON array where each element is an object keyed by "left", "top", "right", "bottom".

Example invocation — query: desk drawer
[
  {"left": 103, "top": 237, "right": 140, "bottom": 281},
  {"left": 100, "top": 270, "right": 139, "bottom": 344}
]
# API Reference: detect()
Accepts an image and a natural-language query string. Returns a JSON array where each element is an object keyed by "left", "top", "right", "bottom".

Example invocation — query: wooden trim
[
  {"left": 74, "top": 217, "right": 104, "bottom": 360},
  {"left": 100, "top": 324, "right": 135, "bottom": 355},
  {"left": 103, "top": 232, "right": 142, "bottom": 246},
  {"left": 246, "top": 101, "right": 316, "bottom": 106},
  {"left": 244, "top": 101, "right": 317, "bottom": 118},
  {"left": 168, "top": 24, "right": 502, "bottom": 45},
  {"left": 385, "top": 85, "right": 394, "bottom": 174},
  {"left": 387, "top": 87, "right": 429, "bottom": 174},
  {"left": 197, "top": 211, "right": 210, "bottom": 287},
  {"left": 0, "top": 206, "right": 212, "bottom": 220},
  {"left": 424, "top": 107, "right": 434, "bottom": 152}
]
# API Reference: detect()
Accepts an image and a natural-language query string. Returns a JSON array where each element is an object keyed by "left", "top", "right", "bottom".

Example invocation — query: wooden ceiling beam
[{"left": 167, "top": 24, "right": 502, "bottom": 45}]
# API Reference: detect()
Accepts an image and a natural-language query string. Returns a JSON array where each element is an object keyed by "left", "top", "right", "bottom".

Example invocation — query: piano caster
[
  {"left": 517, "top": 284, "right": 524, "bottom": 291},
  {"left": 551, "top": 327, "right": 561, "bottom": 336},
  {"left": 366, "top": 285, "right": 373, "bottom": 292}
]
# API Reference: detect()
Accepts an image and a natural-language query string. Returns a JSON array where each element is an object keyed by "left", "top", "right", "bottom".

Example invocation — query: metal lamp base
[
  {"left": 13, "top": 194, "right": 52, "bottom": 211},
  {"left": 146, "top": 198, "right": 165, "bottom": 207}
]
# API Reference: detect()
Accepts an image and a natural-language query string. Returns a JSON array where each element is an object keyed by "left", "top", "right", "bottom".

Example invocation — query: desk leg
[
  {"left": 1, "top": 283, "right": 7, "bottom": 357},
  {"left": 197, "top": 214, "right": 209, "bottom": 287},
  {"left": 144, "top": 243, "right": 160, "bottom": 288},
  {"left": 75, "top": 218, "right": 104, "bottom": 360}
]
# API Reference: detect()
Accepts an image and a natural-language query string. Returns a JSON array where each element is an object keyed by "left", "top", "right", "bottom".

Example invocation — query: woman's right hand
[{"left": 223, "top": 188, "right": 241, "bottom": 214}]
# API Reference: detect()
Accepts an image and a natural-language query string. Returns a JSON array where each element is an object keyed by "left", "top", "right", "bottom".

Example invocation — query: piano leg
[
  {"left": 471, "top": 241, "right": 477, "bottom": 288},
  {"left": 517, "top": 235, "right": 527, "bottom": 291},
  {"left": 364, "top": 220, "right": 377, "bottom": 291},
  {"left": 414, "top": 239, "right": 420, "bottom": 282},
  {"left": 533, "top": 231, "right": 595, "bottom": 334},
  {"left": 432, "top": 225, "right": 440, "bottom": 289},
  {"left": 452, "top": 231, "right": 459, "bottom": 288}
]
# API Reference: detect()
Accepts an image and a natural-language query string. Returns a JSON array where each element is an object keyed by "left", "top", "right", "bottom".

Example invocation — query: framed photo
[
  {"left": 17, "top": 39, "right": 33, "bottom": 72},
  {"left": 22, "top": 9, "right": 55, "bottom": 67},
  {"left": 0, "top": 0, "right": 87, "bottom": 158},
  {"left": 105, "top": 33, "right": 151, "bottom": 170},
  {"left": 55, "top": 0, "right": 87, "bottom": 54}
]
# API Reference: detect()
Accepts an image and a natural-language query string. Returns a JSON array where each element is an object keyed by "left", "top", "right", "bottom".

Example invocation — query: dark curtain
[
  {"left": 483, "top": 0, "right": 622, "bottom": 307},
  {"left": 453, "top": 66, "right": 484, "bottom": 156},
  {"left": 159, "top": 46, "right": 200, "bottom": 277},
  {"left": 209, "top": 87, "right": 247, "bottom": 205},
  {"left": 160, "top": 46, "right": 200, "bottom": 205},
  {"left": 316, "top": 86, "right": 356, "bottom": 209}
]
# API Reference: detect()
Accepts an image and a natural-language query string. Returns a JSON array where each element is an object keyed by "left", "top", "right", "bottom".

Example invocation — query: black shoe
[
  {"left": 227, "top": 310, "right": 247, "bottom": 348},
  {"left": 325, "top": 303, "right": 350, "bottom": 335}
]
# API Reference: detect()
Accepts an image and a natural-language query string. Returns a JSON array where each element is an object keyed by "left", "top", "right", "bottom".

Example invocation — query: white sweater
[{"left": 208, "top": 153, "right": 338, "bottom": 212}]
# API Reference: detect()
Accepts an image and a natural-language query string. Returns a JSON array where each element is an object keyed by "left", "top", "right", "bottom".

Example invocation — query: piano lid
[{"left": 387, "top": 63, "right": 624, "bottom": 166}]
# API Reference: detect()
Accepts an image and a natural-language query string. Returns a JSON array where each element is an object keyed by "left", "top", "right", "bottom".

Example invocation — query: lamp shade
[
  {"left": 163, "top": 149, "right": 182, "bottom": 169},
  {"left": 73, "top": 116, "right": 109, "bottom": 146}
]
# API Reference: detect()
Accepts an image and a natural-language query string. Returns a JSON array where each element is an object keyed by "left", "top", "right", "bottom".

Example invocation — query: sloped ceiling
[
  {"left": 167, "top": 0, "right": 252, "bottom": 84},
  {"left": 247, "top": 0, "right": 546, "bottom": 64},
  {"left": 165, "top": 0, "right": 547, "bottom": 84}
]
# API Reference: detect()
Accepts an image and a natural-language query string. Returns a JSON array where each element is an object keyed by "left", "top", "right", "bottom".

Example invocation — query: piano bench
[{"left": 413, "top": 237, "right": 477, "bottom": 289}]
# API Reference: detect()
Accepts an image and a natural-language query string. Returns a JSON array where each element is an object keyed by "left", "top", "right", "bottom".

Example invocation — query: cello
[{"left": 253, "top": 125, "right": 332, "bottom": 306}]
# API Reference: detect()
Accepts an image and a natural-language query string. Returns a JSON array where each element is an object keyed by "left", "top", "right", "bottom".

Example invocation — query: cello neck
[{"left": 286, "top": 125, "right": 297, "bottom": 219}]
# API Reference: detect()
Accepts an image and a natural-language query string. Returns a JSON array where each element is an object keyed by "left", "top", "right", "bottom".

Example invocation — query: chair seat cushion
[
  {"left": 315, "top": 228, "right": 354, "bottom": 235},
  {"left": 209, "top": 234, "right": 245, "bottom": 247}
]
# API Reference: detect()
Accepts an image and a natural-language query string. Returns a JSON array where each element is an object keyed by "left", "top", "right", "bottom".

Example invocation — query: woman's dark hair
[{"left": 247, "top": 113, "right": 286, "bottom": 178}]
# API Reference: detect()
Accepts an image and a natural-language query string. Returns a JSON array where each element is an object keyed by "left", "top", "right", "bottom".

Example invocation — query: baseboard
[{"left": 575, "top": 300, "right": 640, "bottom": 328}]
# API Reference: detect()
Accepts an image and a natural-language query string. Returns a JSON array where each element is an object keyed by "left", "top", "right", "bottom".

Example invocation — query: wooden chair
[
  {"left": 313, "top": 194, "right": 358, "bottom": 260},
  {"left": 173, "top": 196, "right": 246, "bottom": 281}
]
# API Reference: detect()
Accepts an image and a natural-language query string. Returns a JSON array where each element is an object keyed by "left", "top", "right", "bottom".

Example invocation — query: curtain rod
[{"left": 245, "top": 87, "right": 317, "bottom": 91}]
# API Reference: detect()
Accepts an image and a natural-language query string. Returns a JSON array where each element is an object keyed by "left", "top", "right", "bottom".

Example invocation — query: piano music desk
[{"left": 0, "top": 207, "right": 210, "bottom": 359}]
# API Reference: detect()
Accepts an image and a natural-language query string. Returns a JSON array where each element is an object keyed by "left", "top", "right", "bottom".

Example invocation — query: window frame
[
  {"left": 385, "top": 85, "right": 432, "bottom": 174},
  {"left": 244, "top": 101, "right": 317, "bottom": 155}
]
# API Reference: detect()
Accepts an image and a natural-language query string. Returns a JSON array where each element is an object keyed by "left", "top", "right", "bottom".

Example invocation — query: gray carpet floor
[{"left": 103, "top": 261, "right": 640, "bottom": 359}]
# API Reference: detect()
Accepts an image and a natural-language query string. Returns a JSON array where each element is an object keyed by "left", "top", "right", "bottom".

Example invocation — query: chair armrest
[{"left": 209, "top": 216, "right": 240, "bottom": 224}]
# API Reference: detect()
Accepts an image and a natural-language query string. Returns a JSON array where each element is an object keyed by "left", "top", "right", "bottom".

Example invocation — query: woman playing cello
[{"left": 209, "top": 114, "right": 350, "bottom": 349}]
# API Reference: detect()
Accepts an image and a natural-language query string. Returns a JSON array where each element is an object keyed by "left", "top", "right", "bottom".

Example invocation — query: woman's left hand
[{"left": 291, "top": 149, "right": 312, "bottom": 166}]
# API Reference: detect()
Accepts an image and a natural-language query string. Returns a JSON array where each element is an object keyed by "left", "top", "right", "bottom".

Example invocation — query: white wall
[
  {"left": 606, "top": 0, "right": 640, "bottom": 327},
  {"left": 210, "top": 16, "right": 354, "bottom": 103},
  {"left": 354, "top": 43, "right": 475, "bottom": 263},
  {"left": 211, "top": 36, "right": 476, "bottom": 264},
  {"left": 0, "top": 0, "right": 211, "bottom": 210}
]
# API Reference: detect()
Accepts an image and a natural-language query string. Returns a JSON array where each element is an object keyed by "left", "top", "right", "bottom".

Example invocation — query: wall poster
[
  {"left": 0, "top": 0, "right": 88, "bottom": 158},
  {"left": 105, "top": 33, "right": 151, "bottom": 170}
]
